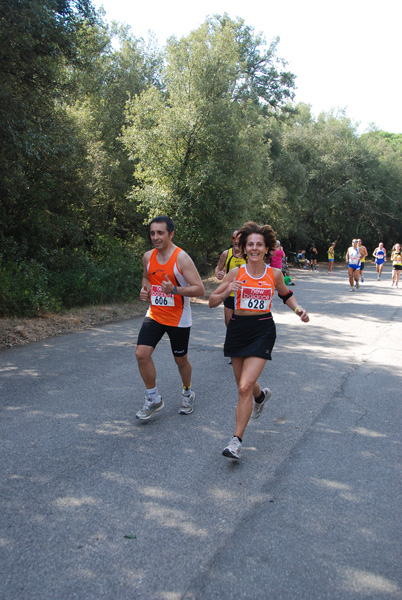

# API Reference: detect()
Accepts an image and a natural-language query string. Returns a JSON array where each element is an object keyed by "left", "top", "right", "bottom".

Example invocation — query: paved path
[{"left": 1, "top": 263, "right": 401, "bottom": 600}]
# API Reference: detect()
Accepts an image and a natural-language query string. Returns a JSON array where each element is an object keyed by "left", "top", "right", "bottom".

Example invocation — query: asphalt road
[{"left": 1, "top": 263, "right": 401, "bottom": 600}]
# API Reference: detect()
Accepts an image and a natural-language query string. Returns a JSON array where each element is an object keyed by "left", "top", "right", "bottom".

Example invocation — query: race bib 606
[
  {"left": 150, "top": 285, "right": 175, "bottom": 307},
  {"left": 240, "top": 287, "right": 271, "bottom": 310}
]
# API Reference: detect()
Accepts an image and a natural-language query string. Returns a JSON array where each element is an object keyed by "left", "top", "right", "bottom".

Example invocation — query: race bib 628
[{"left": 240, "top": 287, "right": 271, "bottom": 311}]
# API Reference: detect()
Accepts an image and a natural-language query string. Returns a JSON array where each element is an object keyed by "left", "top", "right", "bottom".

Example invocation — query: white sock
[{"left": 147, "top": 386, "right": 160, "bottom": 402}]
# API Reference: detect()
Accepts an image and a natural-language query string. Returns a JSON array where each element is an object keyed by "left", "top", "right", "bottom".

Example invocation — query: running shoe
[
  {"left": 136, "top": 396, "right": 164, "bottom": 420},
  {"left": 179, "top": 390, "right": 195, "bottom": 415},
  {"left": 355, "top": 281, "right": 360, "bottom": 289},
  {"left": 349, "top": 288, "right": 354, "bottom": 292},
  {"left": 252, "top": 387, "right": 272, "bottom": 419},
  {"left": 222, "top": 436, "right": 242, "bottom": 459},
  {"left": 361, "top": 277, "right": 364, "bottom": 282}
]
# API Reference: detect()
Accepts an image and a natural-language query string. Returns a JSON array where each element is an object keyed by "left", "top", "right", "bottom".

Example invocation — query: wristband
[
  {"left": 294, "top": 306, "right": 302, "bottom": 314},
  {"left": 172, "top": 285, "right": 178, "bottom": 295}
]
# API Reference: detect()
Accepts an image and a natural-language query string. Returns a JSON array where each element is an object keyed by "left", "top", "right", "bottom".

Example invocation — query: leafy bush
[
  {"left": 0, "top": 239, "right": 143, "bottom": 317},
  {"left": 48, "top": 237, "right": 143, "bottom": 308},
  {"left": 0, "top": 259, "right": 62, "bottom": 317}
]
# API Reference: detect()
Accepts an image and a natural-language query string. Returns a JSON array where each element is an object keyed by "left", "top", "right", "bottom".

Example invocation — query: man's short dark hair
[{"left": 150, "top": 216, "right": 175, "bottom": 234}]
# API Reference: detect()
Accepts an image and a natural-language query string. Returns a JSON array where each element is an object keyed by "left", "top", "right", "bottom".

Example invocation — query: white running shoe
[
  {"left": 136, "top": 396, "right": 164, "bottom": 420},
  {"left": 179, "top": 390, "right": 195, "bottom": 415},
  {"left": 355, "top": 281, "right": 360, "bottom": 289},
  {"left": 252, "top": 387, "right": 272, "bottom": 419},
  {"left": 222, "top": 436, "right": 242, "bottom": 459}
]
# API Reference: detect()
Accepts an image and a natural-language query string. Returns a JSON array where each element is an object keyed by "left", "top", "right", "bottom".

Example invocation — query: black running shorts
[{"left": 137, "top": 317, "right": 191, "bottom": 357}]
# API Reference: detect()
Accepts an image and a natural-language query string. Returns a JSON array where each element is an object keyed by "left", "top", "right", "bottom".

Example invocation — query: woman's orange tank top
[{"left": 234, "top": 264, "right": 276, "bottom": 313}]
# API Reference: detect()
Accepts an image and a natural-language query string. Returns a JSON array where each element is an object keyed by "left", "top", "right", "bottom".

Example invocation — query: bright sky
[{"left": 92, "top": 0, "right": 402, "bottom": 134}]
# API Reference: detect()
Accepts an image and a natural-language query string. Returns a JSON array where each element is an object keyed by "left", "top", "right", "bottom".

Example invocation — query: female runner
[
  {"left": 373, "top": 242, "right": 387, "bottom": 280},
  {"left": 209, "top": 222, "right": 309, "bottom": 459},
  {"left": 391, "top": 243, "right": 402, "bottom": 287}
]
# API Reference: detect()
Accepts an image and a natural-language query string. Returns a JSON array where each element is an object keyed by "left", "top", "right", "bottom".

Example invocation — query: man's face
[
  {"left": 150, "top": 222, "right": 173, "bottom": 249},
  {"left": 357, "top": 239, "right": 362, "bottom": 246}
]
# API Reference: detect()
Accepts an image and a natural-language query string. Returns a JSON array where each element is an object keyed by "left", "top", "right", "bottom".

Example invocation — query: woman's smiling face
[{"left": 245, "top": 233, "right": 268, "bottom": 261}]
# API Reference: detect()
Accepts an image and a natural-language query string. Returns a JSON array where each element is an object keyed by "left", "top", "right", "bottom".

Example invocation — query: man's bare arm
[
  {"left": 161, "top": 251, "right": 205, "bottom": 297},
  {"left": 139, "top": 250, "right": 152, "bottom": 301},
  {"left": 215, "top": 250, "right": 228, "bottom": 280}
]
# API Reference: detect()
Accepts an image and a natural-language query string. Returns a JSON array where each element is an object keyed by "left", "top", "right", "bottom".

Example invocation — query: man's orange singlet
[{"left": 146, "top": 247, "right": 191, "bottom": 327}]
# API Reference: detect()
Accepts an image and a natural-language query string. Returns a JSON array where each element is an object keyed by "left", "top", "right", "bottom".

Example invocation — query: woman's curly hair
[{"left": 237, "top": 222, "right": 277, "bottom": 263}]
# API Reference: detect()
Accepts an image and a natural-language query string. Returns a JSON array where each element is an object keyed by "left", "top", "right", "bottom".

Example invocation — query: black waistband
[{"left": 232, "top": 312, "right": 272, "bottom": 319}]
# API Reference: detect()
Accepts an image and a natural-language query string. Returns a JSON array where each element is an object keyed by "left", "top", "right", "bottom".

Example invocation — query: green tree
[
  {"left": 66, "top": 23, "right": 162, "bottom": 246},
  {"left": 359, "top": 132, "right": 402, "bottom": 247},
  {"left": 122, "top": 16, "right": 295, "bottom": 262},
  {"left": 0, "top": 0, "right": 100, "bottom": 261},
  {"left": 217, "top": 15, "right": 295, "bottom": 110},
  {"left": 0, "top": 1, "right": 145, "bottom": 314},
  {"left": 267, "top": 106, "right": 402, "bottom": 255}
]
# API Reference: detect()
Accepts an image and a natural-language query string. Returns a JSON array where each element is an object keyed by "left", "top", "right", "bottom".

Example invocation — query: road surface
[{"left": 1, "top": 263, "right": 401, "bottom": 599}]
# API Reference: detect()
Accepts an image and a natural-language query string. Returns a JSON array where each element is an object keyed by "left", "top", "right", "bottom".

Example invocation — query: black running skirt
[{"left": 224, "top": 313, "right": 276, "bottom": 360}]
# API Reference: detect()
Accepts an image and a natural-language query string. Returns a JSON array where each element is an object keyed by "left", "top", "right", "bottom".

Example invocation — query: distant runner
[
  {"left": 346, "top": 239, "right": 362, "bottom": 292},
  {"left": 215, "top": 230, "right": 246, "bottom": 327},
  {"left": 309, "top": 243, "right": 318, "bottom": 271},
  {"left": 391, "top": 243, "right": 401, "bottom": 287},
  {"left": 327, "top": 242, "right": 336, "bottom": 275},
  {"left": 373, "top": 242, "right": 387, "bottom": 280},
  {"left": 357, "top": 239, "right": 368, "bottom": 282}
]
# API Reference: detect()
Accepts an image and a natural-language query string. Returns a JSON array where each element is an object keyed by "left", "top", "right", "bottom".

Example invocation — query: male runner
[
  {"left": 346, "top": 239, "right": 363, "bottom": 291},
  {"left": 135, "top": 216, "right": 205, "bottom": 420},
  {"left": 215, "top": 230, "right": 246, "bottom": 326},
  {"left": 357, "top": 239, "right": 368, "bottom": 282},
  {"left": 309, "top": 243, "right": 318, "bottom": 270}
]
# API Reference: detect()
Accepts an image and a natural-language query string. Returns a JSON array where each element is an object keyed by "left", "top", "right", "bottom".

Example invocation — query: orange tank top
[
  {"left": 234, "top": 264, "right": 276, "bottom": 313},
  {"left": 146, "top": 247, "right": 191, "bottom": 327}
]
